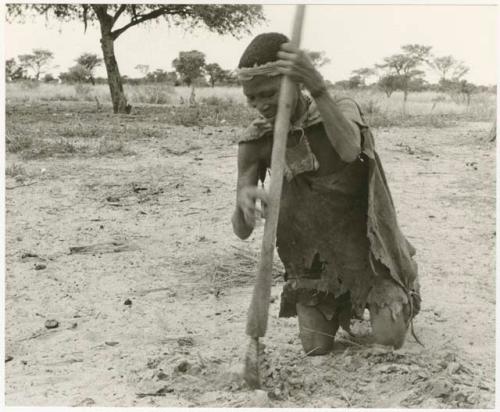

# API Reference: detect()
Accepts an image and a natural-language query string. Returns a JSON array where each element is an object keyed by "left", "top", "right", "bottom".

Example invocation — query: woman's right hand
[{"left": 238, "top": 186, "right": 269, "bottom": 227}]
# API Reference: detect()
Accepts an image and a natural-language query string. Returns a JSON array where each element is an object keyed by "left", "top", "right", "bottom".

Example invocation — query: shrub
[
  {"left": 5, "top": 163, "right": 27, "bottom": 178},
  {"left": 74, "top": 84, "right": 93, "bottom": 101},
  {"left": 96, "top": 138, "right": 135, "bottom": 156},
  {"left": 6, "top": 133, "right": 33, "bottom": 153},
  {"left": 19, "top": 80, "right": 40, "bottom": 90},
  {"left": 129, "top": 85, "right": 175, "bottom": 105}
]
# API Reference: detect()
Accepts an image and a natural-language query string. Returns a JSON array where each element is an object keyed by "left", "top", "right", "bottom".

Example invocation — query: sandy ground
[{"left": 4, "top": 104, "right": 496, "bottom": 407}]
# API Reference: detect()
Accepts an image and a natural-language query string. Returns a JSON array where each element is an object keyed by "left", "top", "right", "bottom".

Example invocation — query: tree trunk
[
  {"left": 189, "top": 85, "right": 197, "bottom": 106},
  {"left": 94, "top": 7, "right": 130, "bottom": 114},
  {"left": 100, "top": 34, "right": 130, "bottom": 113}
]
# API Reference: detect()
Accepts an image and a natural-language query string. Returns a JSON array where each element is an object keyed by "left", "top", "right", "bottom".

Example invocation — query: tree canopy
[
  {"left": 18, "top": 48, "right": 54, "bottom": 80},
  {"left": 7, "top": 4, "right": 264, "bottom": 113},
  {"left": 173, "top": 50, "right": 206, "bottom": 87}
]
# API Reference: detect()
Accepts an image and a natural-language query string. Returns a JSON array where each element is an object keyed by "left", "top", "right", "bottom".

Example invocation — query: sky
[{"left": 4, "top": 4, "right": 498, "bottom": 85}]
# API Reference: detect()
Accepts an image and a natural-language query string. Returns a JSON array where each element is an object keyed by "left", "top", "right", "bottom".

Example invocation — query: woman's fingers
[
  {"left": 277, "top": 50, "right": 298, "bottom": 61},
  {"left": 240, "top": 187, "right": 269, "bottom": 225},
  {"left": 280, "top": 42, "right": 298, "bottom": 53}
]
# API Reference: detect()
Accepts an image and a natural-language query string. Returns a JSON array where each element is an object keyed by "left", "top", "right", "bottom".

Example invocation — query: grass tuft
[
  {"left": 5, "top": 163, "right": 27, "bottom": 178},
  {"left": 6, "top": 133, "right": 34, "bottom": 153}
]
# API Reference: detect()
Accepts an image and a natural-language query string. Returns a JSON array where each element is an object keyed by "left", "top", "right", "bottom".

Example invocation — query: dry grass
[
  {"left": 5, "top": 83, "right": 496, "bottom": 160},
  {"left": 6, "top": 82, "right": 496, "bottom": 122},
  {"left": 336, "top": 89, "right": 496, "bottom": 126},
  {"left": 5, "top": 163, "right": 27, "bottom": 178}
]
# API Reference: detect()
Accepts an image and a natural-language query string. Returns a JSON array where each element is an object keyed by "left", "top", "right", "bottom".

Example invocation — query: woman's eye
[{"left": 260, "top": 91, "right": 275, "bottom": 98}]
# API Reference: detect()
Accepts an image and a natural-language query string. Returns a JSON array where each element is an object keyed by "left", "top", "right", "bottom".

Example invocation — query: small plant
[
  {"left": 362, "top": 99, "right": 381, "bottom": 115},
  {"left": 6, "top": 133, "right": 33, "bottom": 153},
  {"left": 59, "top": 124, "right": 101, "bottom": 138},
  {"left": 19, "top": 80, "right": 40, "bottom": 90},
  {"left": 22, "top": 138, "right": 85, "bottom": 159},
  {"left": 5, "top": 163, "right": 27, "bottom": 178},
  {"left": 130, "top": 85, "right": 175, "bottom": 105},
  {"left": 96, "top": 137, "right": 135, "bottom": 156},
  {"left": 74, "top": 84, "right": 93, "bottom": 101}
]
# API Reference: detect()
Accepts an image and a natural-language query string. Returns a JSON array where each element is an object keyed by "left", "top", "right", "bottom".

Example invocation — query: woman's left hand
[{"left": 276, "top": 43, "right": 327, "bottom": 97}]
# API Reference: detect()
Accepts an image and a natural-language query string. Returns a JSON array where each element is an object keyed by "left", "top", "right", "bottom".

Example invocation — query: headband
[{"left": 236, "top": 61, "right": 282, "bottom": 81}]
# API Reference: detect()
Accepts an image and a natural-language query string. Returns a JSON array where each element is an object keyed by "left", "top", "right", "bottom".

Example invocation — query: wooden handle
[{"left": 246, "top": 5, "right": 306, "bottom": 338}]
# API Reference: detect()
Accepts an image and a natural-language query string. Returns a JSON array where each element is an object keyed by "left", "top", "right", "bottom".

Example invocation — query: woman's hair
[{"left": 238, "top": 32, "right": 289, "bottom": 69}]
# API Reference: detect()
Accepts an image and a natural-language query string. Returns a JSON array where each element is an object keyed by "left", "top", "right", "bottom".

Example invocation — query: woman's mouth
[{"left": 261, "top": 109, "right": 276, "bottom": 119}]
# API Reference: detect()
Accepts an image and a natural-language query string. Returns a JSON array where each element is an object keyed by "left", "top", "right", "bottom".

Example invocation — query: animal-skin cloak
[{"left": 239, "top": 97, "right": 420, "bottom": 320}]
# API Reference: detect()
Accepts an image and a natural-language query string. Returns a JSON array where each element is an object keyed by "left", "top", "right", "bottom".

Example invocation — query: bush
[
  {"left": 200, "top": 95, "right": 235, "bottom": 109},
  {"left": 96, "top": 138, "right": 135, "bottom": 156},
  {"left": 130, "top": 85, "right": 175, "bottom": 104},
  {"left": 19, "top": 80, "right": 40, "bottom": 90},
  {"left": 74, "top": 84, "right": 93, "bottom": 101},
  {"left": 5, "top": 163, "right": 27, "bottom": 178},
  {"left": 6, "top": 133, "right": 33, "bottom": 153}
]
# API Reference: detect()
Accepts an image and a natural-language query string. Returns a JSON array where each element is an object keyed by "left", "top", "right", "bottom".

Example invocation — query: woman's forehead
[{"left": 242, "top": 76, "right": 281, "bottom": 94}]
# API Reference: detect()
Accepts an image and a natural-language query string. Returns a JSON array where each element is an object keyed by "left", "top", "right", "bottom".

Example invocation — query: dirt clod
[
  {"left": 175, "top": 360, "right": 191, "bottom": 373},
  {"left": 44, "top": 319, "right": 59, "bottom": 329},
  {"left": 74, "top": 397, "right": 96, "bottom": 406},
  {"left": 447, "top": 361, "right": 461, "bottom": 374},
  {"left": 247, "top": 389, "right": 270, "bottom": 407},
  {"left": 21, "top": 252, "right": 38, "bottom": 259},
  {"left": 34, "top": 263, "right": 47, "bottom": 270},
  {"left": 223, "top": 363, "right": 244, "bottom": 384},
  {"left": 177, "top": 337, "right": 194, "bottom": 347},
  {"left": 428, "top": 377, "right": 452, "bottom": 398}
]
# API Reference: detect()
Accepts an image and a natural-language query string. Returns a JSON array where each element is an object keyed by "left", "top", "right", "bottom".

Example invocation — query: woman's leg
[
  {"left": 296, "top": 303, "right": 340, "bottom": 355},
  {"left": 367, "top": 277, "right": 410, "bottom": 349}
]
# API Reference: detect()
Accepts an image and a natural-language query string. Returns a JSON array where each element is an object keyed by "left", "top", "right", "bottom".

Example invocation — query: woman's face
[{"left": 242, "top": 75, "right": 292, "bottom": 120}]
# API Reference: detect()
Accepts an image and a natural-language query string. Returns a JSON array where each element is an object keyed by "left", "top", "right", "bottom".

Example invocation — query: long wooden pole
[{"left": 243, "top": 5, "right": 306, "bottom": 389}]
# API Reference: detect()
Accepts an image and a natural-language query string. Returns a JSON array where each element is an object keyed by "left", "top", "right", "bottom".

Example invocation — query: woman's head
[
  {"left": 238, "top": 33, "right": 301, "bottom": 120},
  {"left": 238, "top": 32, "right": 289, "bottom": 69}
]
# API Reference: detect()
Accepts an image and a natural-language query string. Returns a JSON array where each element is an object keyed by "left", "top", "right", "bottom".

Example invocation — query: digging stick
[{"left": 243, "top": 4, "right": 306, "bottom": 389}]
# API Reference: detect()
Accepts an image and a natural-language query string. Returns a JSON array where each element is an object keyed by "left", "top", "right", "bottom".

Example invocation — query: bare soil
[{"left": 4, "top": 103, "right": 495, "bottom": 408}]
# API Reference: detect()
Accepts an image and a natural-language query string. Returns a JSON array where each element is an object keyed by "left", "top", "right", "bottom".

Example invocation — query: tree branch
[
  {"left": 111, "top": 9, "right": 169, "bottom": 40},
  {"left": 112, "top": 5, "right": 126, "bottom": 25}
]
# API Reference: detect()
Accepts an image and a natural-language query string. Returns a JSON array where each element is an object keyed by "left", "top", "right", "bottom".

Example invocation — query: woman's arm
[
  {"left": 232, "top": 141, "right": 269, "bottom": 239},
  {"left": 277, "top": 44, "right": 361, "bottom": 163}
]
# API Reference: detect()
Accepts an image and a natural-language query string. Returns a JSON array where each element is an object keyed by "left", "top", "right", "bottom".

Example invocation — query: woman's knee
[
  {"left": 296, "top": 303, "right": 338, "bottom": 355},
  {"left": 369, "top": 304, "right": 408, "bottom": 349}
]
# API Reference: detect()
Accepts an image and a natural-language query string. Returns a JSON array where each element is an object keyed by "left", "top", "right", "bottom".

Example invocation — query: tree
[
  {"left": 43, "top": 73, "right": 56, "bottom": 82},
  {"left": 6, "top": 58, "right": 25, "bottom": 81},
  {"left": 222, "top": 69, "right": 239, "bottom": 86},
  {"left": 451, "top": 62, "right": 469, "bottom": 81},
  {"left": 7, "top": 4, "right": 264, "bottom": 113},
  {"left": 377, "top": 44, "right": 432, "bottom": 103},
  {"left": 351, "top": 67, "right": 377, "bottom": 86},
  {"left": 347, "top": 75, "right": 363, "bottom": 89},
  {"left": 135, "top": 64, "right": 150, "bottom": 78},
  {"left": 377, "top": 74, "right": 401, "bottom": 97},
  {"left": 173, "top": 50, "right": 206, "bottom": 87},
  {"left": 145, "top": 69, "right": 178, "bottom": 84},
  {"left": 307, "top": 50, "right": 331, "bottom": 68},
  {"left": 75, "top": 52, "right": 103, "bottom": 85},
  {"left": 59, "top": 64, "right": 89, "bottom": 83},
  {"left": 17, "top": 48, "right": 54, "bottom": 80},
  {"left": 205, "top": 62, "right": 226, "bottom": 87},
  {"left": 430, "top": 55, "right": 456, "bottom": 81}
]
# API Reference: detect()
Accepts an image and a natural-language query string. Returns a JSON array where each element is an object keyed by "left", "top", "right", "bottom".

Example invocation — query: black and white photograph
[{"left": 3, "top": 1, "right": 497, "bottom": 409}]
